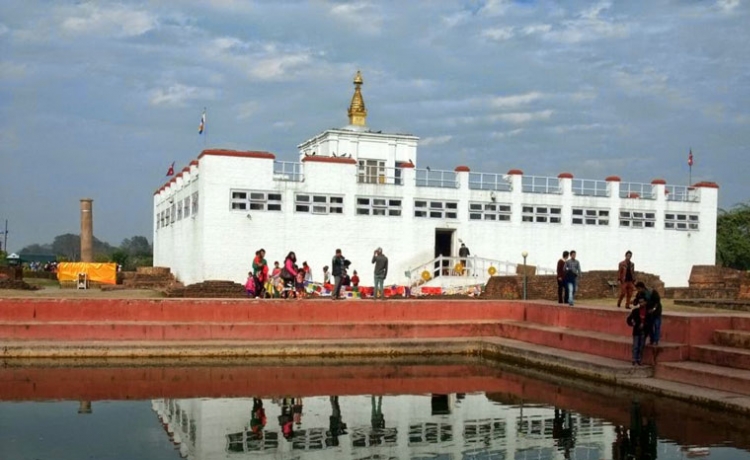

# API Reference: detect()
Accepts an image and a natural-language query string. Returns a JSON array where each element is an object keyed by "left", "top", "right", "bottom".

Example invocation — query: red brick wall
[{"left": 485, "top": 271, "right": 664, "bottom": 300}]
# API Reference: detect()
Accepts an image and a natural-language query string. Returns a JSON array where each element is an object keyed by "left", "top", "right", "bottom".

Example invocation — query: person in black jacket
[
  {"left": 633, "top": 281, "right": 662, "bottom": 346},
  {"left": 627, "top": 297, "right": 651, "bottom": 365},
  {"left": 331, "top": 249, "right": 346, "bottom": 300}
]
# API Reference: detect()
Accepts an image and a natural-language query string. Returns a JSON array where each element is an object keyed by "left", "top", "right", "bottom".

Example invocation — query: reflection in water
[
  {"left": 153, "top": 393, "right": 625, "bottom": 459},
  {"left": 612, "top": 402, "right": 658, "bottom": 460},
  {"left": 3, "top": 360, "right": 744, "bottom": 460}
]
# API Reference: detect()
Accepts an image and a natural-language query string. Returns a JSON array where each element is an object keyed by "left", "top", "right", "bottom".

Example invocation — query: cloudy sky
[{"left": 1, "top": 0, "right": 748, "bottom": 252}]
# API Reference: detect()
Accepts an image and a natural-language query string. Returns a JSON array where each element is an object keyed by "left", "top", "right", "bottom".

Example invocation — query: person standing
[
  {"left": 331, "top": 249, "right": 346, "bottom": 300},
  {"left": 372, "top": 247, "right": 389, "bottom": 300},
  {"left": 556, "top": 251, "right": 570, "bottom": 304},
  {"left": 281, "top": 252, "right": 298, "bottom": 299},
  {"left": 626, "top": 295, "right": 651, "bottom": 365},
  {"left": 617, "top": 250, "right": 636, "bottom": 309},
  {"left": 564, "top": 250, "right": 581, "bottom": 306},
  {"left": 252, "top": 249, "right": 269, "bottom": 298},
  {"left": 635, "top": 281, "right": 663, "bottom": 346},
  {"left": 458, "top": 242, "right": 470, "bottom": 275}
]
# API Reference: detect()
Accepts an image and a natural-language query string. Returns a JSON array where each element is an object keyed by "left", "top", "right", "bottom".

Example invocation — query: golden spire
[{"left": 348, "top": 70, "right": 367, "bottom": 126}]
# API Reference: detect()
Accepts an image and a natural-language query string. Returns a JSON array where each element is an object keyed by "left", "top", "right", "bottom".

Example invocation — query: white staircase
[{"left": 406, "top": 255, "right": 555, "bottom": 290}]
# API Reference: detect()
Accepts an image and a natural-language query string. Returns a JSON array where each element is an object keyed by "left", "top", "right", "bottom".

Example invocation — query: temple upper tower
[{"left": 347, "top": 71, "right": 367, "bottom": 127}]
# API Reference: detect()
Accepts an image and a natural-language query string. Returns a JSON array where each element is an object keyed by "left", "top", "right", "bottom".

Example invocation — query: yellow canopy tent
[{"left": 57, "top": 262, "right": 117, "bottom": 285}]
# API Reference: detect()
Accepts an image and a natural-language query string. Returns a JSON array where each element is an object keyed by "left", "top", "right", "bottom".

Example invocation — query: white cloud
[
  {"left": 481, "top": 27, "right": 515, "bottom": 41},
  {"left": 491, "top": 128, "right": 523, "bottom": 139},
  {"left": 0, "top": 61, "right": 28, "bottom": 79},
  {"left": 61, "top": 3, "right": 158, "bottom": 38},
  {"left": 273, "top": 121, "right": 295, "bottom": 129},
  {"left": 235, "top": 101, "right": 260, "bottom": 120},
  {"left": 717, "top": 0, "right": 740, "bottom": 12},
  {"left": 491, "top": 92, "right": 544, "bottom": 108},
  {"left": 550, "top": 123, "right": 604, "bottom": 134},
  {"left": 205, "top": 37, "right": 316, "bottom": 81},
  {"left": 541, "top": 1, "right": 631, "bottom": 44},
  {"left": 489, "top": 110, "right": 553, "bottom": 124},
  {"left": 420, "top": 135, "right": 453, "bottom": 146},
  {"left": 522, "top": 24, "right": 552, "bottom": 35},
  {"left": 479, "top": 0, "right": 512, "bottom": 17},
  {"left": 442, "top": 11, "right": 470, "bottom": 28},
  {"left": 149, "top": 84, "right": 216, "bottom": 107},
  {"left": 329, "top": 2, "right": 382, "bottom": 35}
]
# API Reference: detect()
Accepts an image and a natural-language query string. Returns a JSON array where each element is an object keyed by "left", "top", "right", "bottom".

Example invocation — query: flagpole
[{"left": 204, "top": 107, "right": 207, "bottom": 147}]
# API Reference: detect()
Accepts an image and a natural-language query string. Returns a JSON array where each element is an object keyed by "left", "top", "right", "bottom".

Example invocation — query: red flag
[
  {"left": 166, "top": 162, "right": 175, "bottom": 176},
  {"left": 688, "top": 149, "right": 693, "bottom": 167}
]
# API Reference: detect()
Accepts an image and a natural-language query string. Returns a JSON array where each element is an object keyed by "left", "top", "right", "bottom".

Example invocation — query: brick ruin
[
  {"left": 485, "top": 270, "right": 664, "bottom": 301},
  {"left": 669, "top": 265, "right": 750, "bottom": 300}
]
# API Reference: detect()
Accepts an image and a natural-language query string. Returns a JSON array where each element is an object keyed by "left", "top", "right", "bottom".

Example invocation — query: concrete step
[
  {"left": 495, "top": 320, "right": 686, "bottom": 365},
  {"left": 523, "top": 302, "right": 633, "bottom": 337},
  {"left": 714, "top": 329, "right": 750, "bottom": 349},
  {"left": 480, "top": 336, "right": 653, "bottom": 380},
  {"left": 0, "top": 299, "right": 525, "bottom": 323},
  {"left": 0, "top": 320, "right": 504, "bottom": 342},
  {"left": 691, "top": 344, "right": 750, "bottom": 371},
  {"left": 655, "top": 361, "right": 750, "bottom": 396}
]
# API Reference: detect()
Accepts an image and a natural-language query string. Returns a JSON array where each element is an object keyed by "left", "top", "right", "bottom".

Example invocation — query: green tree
[
  {"left": 716, "top": 203, "right": 750, "bottom": 270},
  {"left": 115, "top": 236, "right": 152, "bottom": 270},
  {"left": 19, "top": 243, "right": 53, "bottom": 255}
]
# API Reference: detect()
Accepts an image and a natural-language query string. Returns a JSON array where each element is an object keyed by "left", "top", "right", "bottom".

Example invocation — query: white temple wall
[{"left": 154, "top": 152, "right": 717, "bottom": 287}]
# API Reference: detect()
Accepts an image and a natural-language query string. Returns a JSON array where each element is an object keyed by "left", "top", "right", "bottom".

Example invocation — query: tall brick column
[{"left": 80, "top": 199, "right": 94, "bottom": 262}]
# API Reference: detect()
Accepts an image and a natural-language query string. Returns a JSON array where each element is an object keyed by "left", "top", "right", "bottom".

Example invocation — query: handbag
[{"left": 280, "top": 267, "right": 292, "bottom": 280}]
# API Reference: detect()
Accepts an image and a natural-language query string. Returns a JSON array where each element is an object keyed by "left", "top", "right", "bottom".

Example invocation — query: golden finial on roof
[{"left": 348, "top": 70, "right": 367, "bottom": 126}]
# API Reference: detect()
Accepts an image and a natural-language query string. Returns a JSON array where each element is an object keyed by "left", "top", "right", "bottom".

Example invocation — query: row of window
[
  {"left": 157, "top": 192, "right": 198, "bottom": 229},
  {"left": 223, "top": 190, "right": 700, "bottom": 230}
]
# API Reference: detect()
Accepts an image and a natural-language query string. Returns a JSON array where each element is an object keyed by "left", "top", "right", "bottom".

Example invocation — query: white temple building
[{"left": 153, "top": 71, "right": 718, "bottom": 287}]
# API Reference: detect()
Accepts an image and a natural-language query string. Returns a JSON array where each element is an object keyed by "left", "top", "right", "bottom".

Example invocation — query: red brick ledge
[
  {"left": 198, "top": 149, "right": 276, "bottom": 160},
  {"left": 558, "top": 172, "right": 574, "bottom": 179},
  {"left": 693, "top": 181, "right": 719, "bottom": 189},
  {"left": 455, "top": 165, "right": 470, "bottom": 172},
  {"left": 651, "top": 178, "right": 666, "bottom": 185},
  {"left": 605, "top": 176, "right": 621, "bottom": 182},
  {"left": 302, "top": 156, "right": 357, "bottom": 164},
  {"left": 507, "top": 169, "right": 523, "bottom": 175}
]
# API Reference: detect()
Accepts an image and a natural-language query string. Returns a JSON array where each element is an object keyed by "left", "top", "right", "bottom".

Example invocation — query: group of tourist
[
  {"left": 23, "top": 261, "right": 58, "bottom": 272},
  {"left": 244, "top": 247, "right": 388, "bottom": 300},
  {"left": 557, "top": 249, "right": 663, "bottom": 365},
  {"left": 555, "top": 250, "right": 581, "bottom": 306},
  {"left": 245, "top": 249, "right": 314, "bottom": 299}
]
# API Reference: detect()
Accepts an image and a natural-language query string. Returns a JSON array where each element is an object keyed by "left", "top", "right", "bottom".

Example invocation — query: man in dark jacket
[
  {"left": 635, "top": 281, "right": 662, "bottom": 346},
  {"left": 458, "top": 243, "right": 470, "bottom": 275},
  {"left": 556, "top": 251, "right": 569, "bottom": 304},
  {"left": 372, "top": 247, "right": 388, "bottom": 300},
  {"left": 626, "top": 295, "right": 651, "bottom": 365},
  {"left": 331, "top": 249, "right": 346, "bottom": 300}
]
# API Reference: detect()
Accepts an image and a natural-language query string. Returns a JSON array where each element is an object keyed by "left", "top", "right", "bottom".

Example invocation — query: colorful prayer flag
[
  {"left": 688, "top": 149, "right": 693, "bottom": 167},
  {"left": 198, "top": 110, "right": 206, "bottom": 134},
  {"left": 166, "top": 162, "right": 175, "bottom": 177}
]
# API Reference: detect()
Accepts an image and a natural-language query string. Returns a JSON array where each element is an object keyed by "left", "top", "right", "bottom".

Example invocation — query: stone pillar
[{"left": 80, "top": 199, "right": 94, "bottom": 262}]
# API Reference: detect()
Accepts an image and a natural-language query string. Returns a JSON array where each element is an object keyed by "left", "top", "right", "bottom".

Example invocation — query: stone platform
[{"left": 3, "top": 297, "right": 750, "bottom": 413}]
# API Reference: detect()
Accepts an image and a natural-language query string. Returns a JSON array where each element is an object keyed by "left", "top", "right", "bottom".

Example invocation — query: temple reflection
[{"left": 152, "top": 393, "right": 622, "bottom": 459}]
